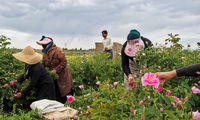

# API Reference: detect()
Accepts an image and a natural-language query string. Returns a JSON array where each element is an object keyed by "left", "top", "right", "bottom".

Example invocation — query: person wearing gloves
[
  {"left": 102, "top": 30, "right": 113, "bottom": 59},
  {"left": 121, "top": 29, "right": 153, "bottom": 91},
  {"left": 156, "top": 63, "right": 200, "bottom": 82},
  {"left": 11, "top": 46, "right": 56, "bottom": 100},
  {"left": 36, "top": 36, "right": 73, "bottom": 103}
]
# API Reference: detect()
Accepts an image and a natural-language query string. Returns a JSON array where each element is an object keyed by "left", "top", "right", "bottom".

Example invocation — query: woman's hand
[
  {"left": 128, "top": 74, "right": 135, "bottom": 86},
  {"left": 14, "top": 92, "right": 22, "bottom": 98},
  {"left": 156, "top": 70, "right": 177, "bottom": 83}
]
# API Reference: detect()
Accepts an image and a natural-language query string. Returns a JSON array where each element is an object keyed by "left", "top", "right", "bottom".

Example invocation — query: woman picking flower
[
  {"left": 11, "top": 46, "right": 56, "bottom": 100},
  {"left": 121, "top": 29, "right": 153, "bottom": 91},
  {"left": 37, "top": 36, "right": 73, "bottom": 103}
]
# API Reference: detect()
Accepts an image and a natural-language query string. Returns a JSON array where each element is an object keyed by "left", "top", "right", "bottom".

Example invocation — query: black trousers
[{"left": 36, "top": 82, "right": 56, "bottom": 100}]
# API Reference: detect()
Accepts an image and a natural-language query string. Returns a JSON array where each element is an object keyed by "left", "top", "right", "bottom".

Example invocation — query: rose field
[{"left": 0, "top": 34, "right": 200, "bottom": 120}]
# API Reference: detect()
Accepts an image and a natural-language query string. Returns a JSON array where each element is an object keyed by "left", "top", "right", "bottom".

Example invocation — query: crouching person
[{"left": 11, "top": 46, "right": 56, "bottom": 101}]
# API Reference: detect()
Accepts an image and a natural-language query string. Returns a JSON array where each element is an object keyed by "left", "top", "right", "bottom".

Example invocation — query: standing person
[
  {"left": 36, "top": 36, "right": 73, "bottom": 103},
  {"left": 121, "top": 29, "right": 153, "bottom": 91},
  {"left": 102, "top": 30, "right": 113, "bottom": 59},
  {"left": 156, "top": 63, "right": 200, "bottom": 83},
  {"left": 11, "top": 46, "right": 56, "bottom": 101}
]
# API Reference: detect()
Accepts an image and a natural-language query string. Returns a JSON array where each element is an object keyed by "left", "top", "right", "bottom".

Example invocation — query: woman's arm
[
  {"left": 176, "top": 63, "right": 200, "bottom": 77},
  {"left": 121, "top": 43, "right": 131, "bottom": 77},
  {"left": 156, "top": 63, "right": 200, "bottom": 82},
  {"left": 21, "top": 65, "right": 41, "bottom": 96}
]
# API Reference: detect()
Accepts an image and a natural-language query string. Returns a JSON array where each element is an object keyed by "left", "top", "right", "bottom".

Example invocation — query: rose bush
[{"left": 0, "top": 33, "right": 200, "bottom": 119}]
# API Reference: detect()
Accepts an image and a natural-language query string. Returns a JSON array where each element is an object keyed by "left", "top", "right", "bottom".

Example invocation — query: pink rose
[
  {"left": 165, "top": 90, "right": 171, "bottom": 96},
  {"left": 79, "top": 85, "right": 84, "bottom": 90},
  {"left": 192, "top": 86, "right": 200, "bottom": 94},
  {"left": 113, "top": 82, "right": 119, "bottom": 86},
  {"left": 141, "top": 114, "right": 145, "bottom": 120},
  {"left": 10, "top": 97, "right": 14, "bottom": 100},
  {"left": 96, "top": 81, "right": 100, "bottom": 85},
  {"left": 87, "top": 106, "right": 90, "bottom": 109},
  {"left": 74, "top": 116, "right": 78, "bottom": 119},
  {"left": 78, "top": 107, "right": 82, "bottom": 111},
  {"left": 3, "top": 83, "right": 8, "bottom": 88},
  {"left": 139, "top": 100, "right": 144, "bottom": 105},
  {"left": 181, "top": 57, "right": 184, "bottom": 60},
  {"left": 141, "top": 73, "right": 160, "bottom": 88},
  {"left": 193, "top": 110, "right": 200, "bottom": 120},
  {"left": 147, "top": 96, "right": 152, "bottom": 101},
  {"left": 86, "top": 111, "right": 90, "bottom": 115},
  {"left": 160, "top": 108, "right": 164, "bottom": 111},
  {"left": 172, "top": 96, "right": 180, "bottom": 102},
  {"left": 178, "top": 101, "right": 182, "bottom": 106},
  {"left": 142, "top": 53, "right": 146, "bottom": 56},
  {"left": 66, "top": 95, "right": 75, "bottom": 103},
  {"left": 171, "top": 102, "right": 176, "bottom": 107},
  {"left": 10, "top": 81, "right": 14, "bottom": 86},
  {"left": 133, "top": 110, "right": 137, "bottom": 116},
  {"left": 172, "top": 96, "right": 182, "bottom": 106},
  {"left": 157, "top": 86, "right": 164, "bottom": 92}
]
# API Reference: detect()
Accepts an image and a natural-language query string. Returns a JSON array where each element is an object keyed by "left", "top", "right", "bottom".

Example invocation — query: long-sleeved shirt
[
  {"left": 42, "top": 46, "right": 73, "bottom": 97},
  {"left": 176, "top": 63, "right": 200, "bottom": 77},
  {"left": 102, "top": 37, "right": 113, "bottom": 50},
  {"left": 121, "top": 36, "right": 153, "bottom": 76},
  {"left": 17, "top": 63, "right": 53, "bottom": 96}
]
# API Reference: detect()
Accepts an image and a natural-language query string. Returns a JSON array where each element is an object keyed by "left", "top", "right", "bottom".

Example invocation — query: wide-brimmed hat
[
  {"left": 12, "top": 46, "right": 42, "bottom": 65},
  {"left": 36, "top": 36, "right": 53, "bottom": 45}
]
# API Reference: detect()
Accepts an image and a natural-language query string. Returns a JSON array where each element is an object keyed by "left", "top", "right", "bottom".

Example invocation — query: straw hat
[{"left": 12, "top": 46, "right": 42, "bottom": 65}]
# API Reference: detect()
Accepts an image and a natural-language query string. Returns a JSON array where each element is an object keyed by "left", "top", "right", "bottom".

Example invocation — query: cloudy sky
[{"left": 0, "top": 0, "right": 199, "bottom": 49}]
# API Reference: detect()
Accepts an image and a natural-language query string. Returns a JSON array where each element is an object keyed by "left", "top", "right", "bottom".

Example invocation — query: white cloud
[{"left": 0, "top": 0, "right": 199, "bottom": 49}]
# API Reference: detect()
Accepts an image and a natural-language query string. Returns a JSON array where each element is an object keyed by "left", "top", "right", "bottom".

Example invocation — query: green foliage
[
  {"left": 0, "top": 38, "right": 36, "bottom": 113},
  {"left": 0, "top": 109, "right": 44, "bottom": 120},
  {"left": 0, "top": 35, "right": 11, "bottom": 48},
  {"left": 0, "top": 34, "right": 199, "bottom": 119},
  {"left": 68, "top": 53, "right": 123, "bottom": 95},
  {"left": 64, "top": 33, "right": 199, "bottom": 119}
]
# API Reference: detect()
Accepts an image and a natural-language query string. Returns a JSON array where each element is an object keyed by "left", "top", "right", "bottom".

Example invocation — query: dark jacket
[
  {"left": 121, "top": 36, "right": 153, "bottom": 76},
  {"left": 176, "top": 63, "right": 200, "bottom": 77},
  {"left": 42, "top": 46, "right": 73, "bottom": 97},
  {"left": 17, "top": 63, "right": 56, "bottom": 100}
]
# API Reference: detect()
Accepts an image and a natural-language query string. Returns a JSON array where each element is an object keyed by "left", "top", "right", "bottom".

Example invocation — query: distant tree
[
  {"left": 0, "top": 35, "right": 11, "bottom": 48},
  {"left": 197, "top": 42, "right": 200, "bottom": 49}
]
